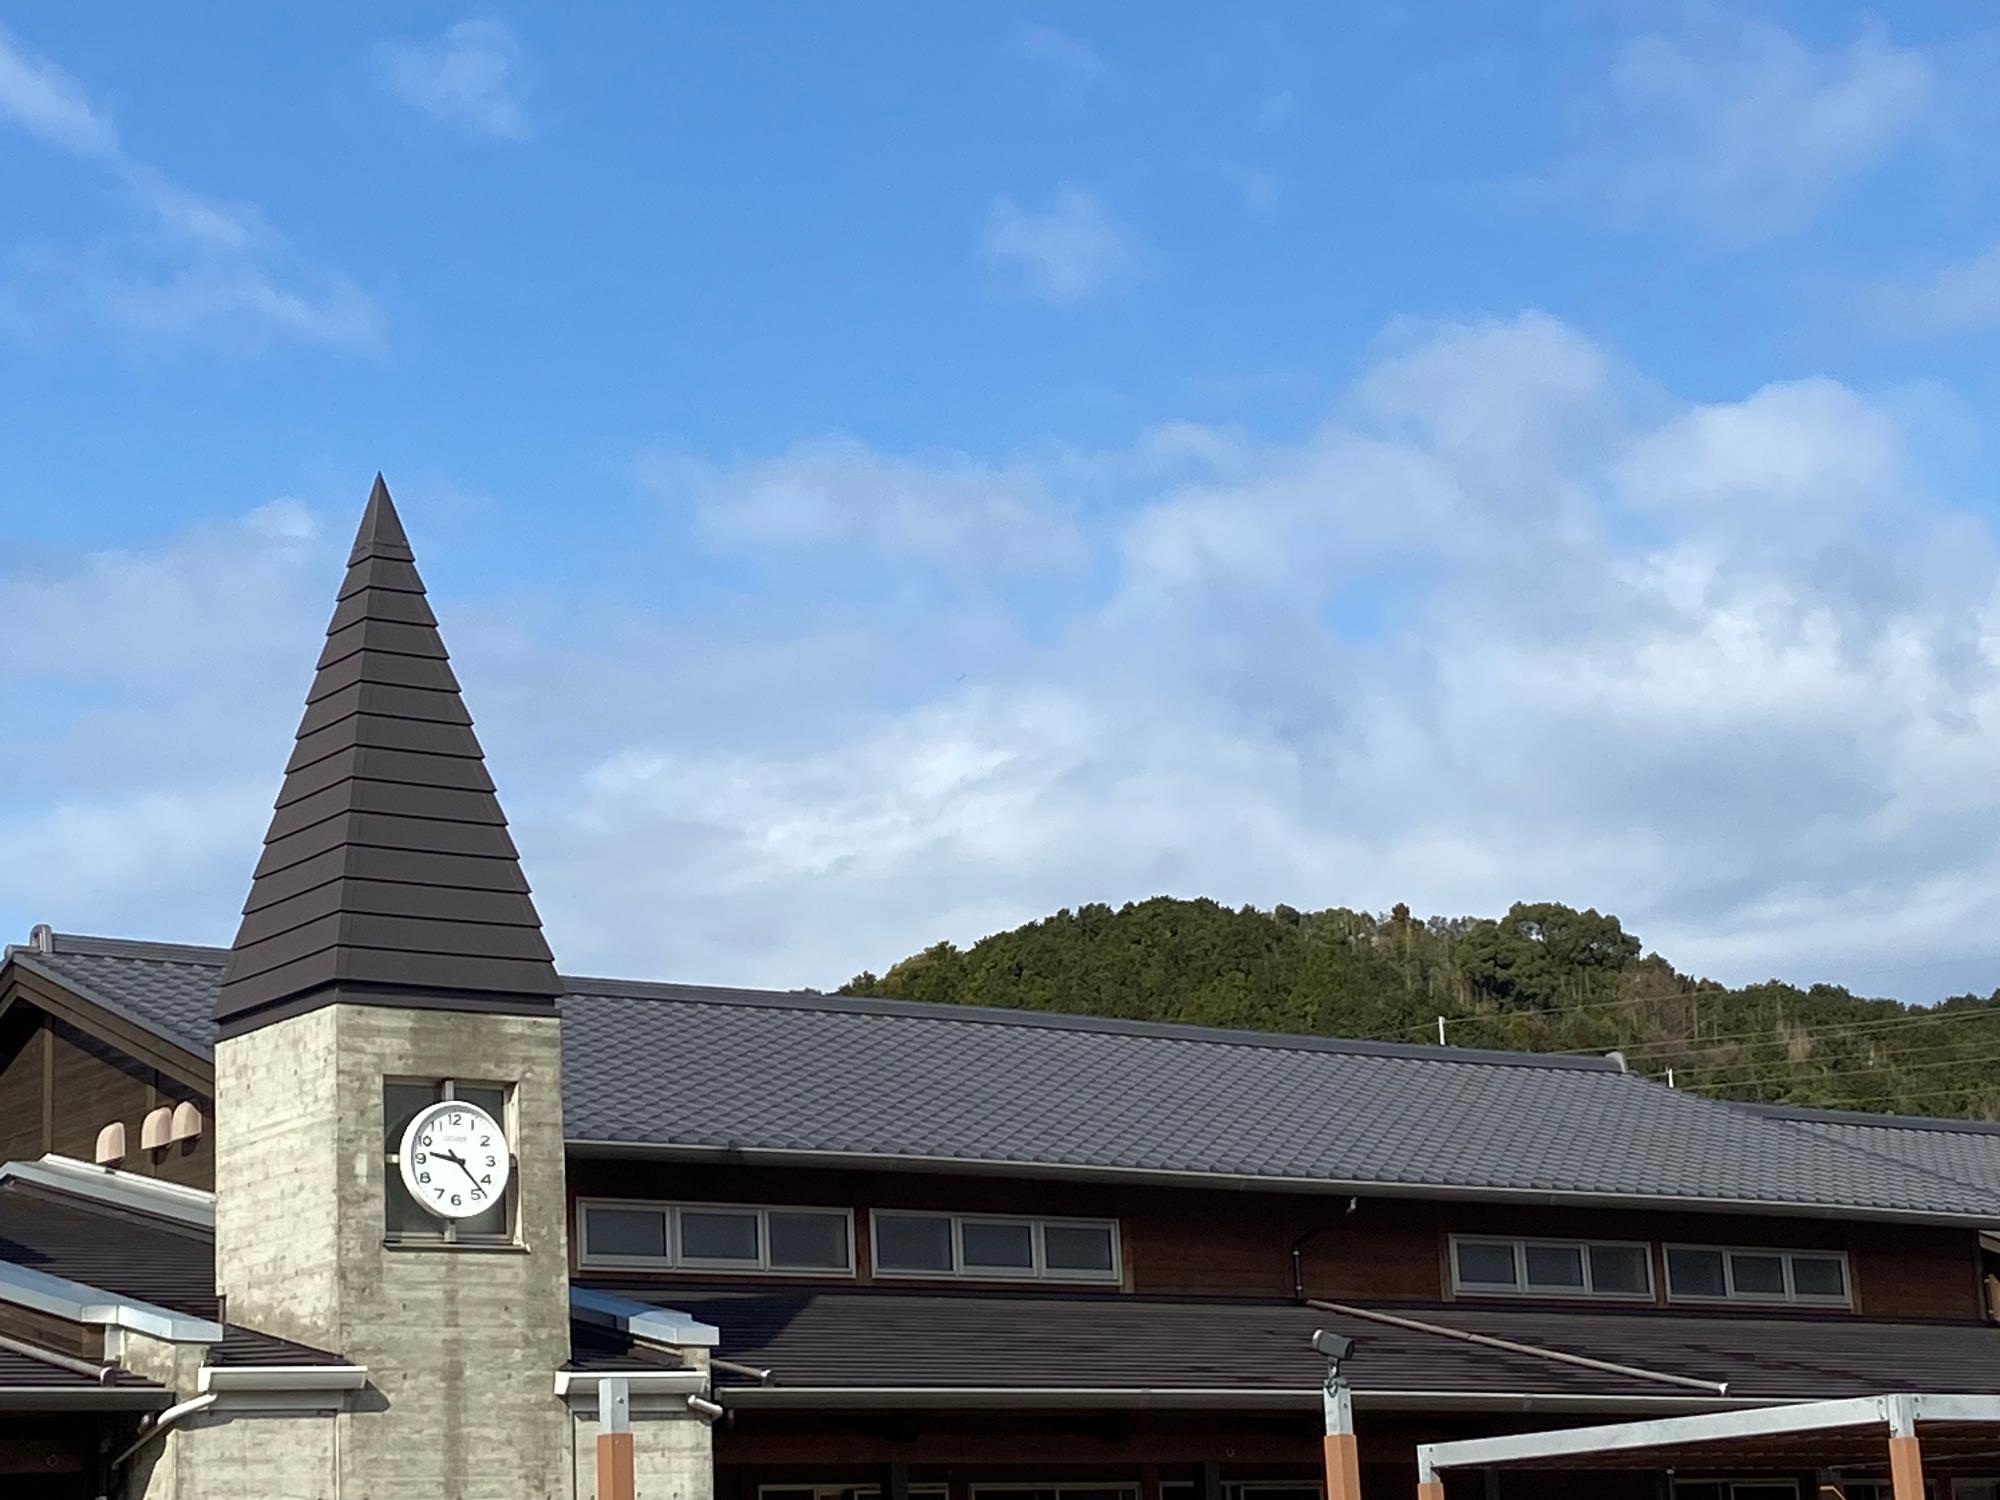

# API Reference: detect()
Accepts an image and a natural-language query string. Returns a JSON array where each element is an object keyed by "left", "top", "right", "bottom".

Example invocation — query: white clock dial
[{"left": 399, "top": 1099, "right": 511, "bottom": 1220}]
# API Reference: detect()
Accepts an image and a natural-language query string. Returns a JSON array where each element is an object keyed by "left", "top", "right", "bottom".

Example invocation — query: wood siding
[
  {"left": 0, "top": 1004, "right": 214, "bottom": 1188},
  {"left": 566, "top": 1157, "right": 1988, "bottom": 1321}
]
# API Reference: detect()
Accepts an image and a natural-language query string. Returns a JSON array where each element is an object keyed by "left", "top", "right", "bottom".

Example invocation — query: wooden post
[
  {"left": 597, "top": 1376, "right": 635, "bottom": 1500},
  {"left": 1415, "top": 1484, "right": 1444, "bottom": 1500},
  {"left": 1320, "top": 1356, "right": 1361, "bottom": 1500},
  {"left": 1887, "top": 1395, "right": 1925, "bottom": 1500},
  {"left": 881, "top": 1461, "right": 912, "bottom": 1500}
]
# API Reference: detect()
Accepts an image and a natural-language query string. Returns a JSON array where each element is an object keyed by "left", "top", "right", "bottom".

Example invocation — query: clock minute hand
[{"left": 437, "top": 1149, "right": 482, "bottom": 1189}]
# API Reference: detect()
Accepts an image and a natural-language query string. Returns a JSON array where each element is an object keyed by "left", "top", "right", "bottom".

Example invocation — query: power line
[{"left": 1667, "top": 1043, "right": 2000, "bottom": 1092}]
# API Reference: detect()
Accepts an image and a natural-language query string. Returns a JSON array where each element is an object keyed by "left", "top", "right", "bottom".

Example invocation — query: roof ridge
[
  {"left": 19, "top": 935, "right": 1625, "bottom": 1072},
  {"left": 561, "top": 974, "right": 1627, "bottom": 1072}
]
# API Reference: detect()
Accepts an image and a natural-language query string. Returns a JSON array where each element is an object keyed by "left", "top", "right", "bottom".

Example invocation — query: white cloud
[
  {"left": 1014, "top": 25, "right": 1101, "bottom": 104},
  {"left": 1253, "top": 88, "right": 1297, "bottom": 133},
  {"left": 638, "top": 436, "right": 1084, "bottom": 577},
  {"left": 0, "top": 26, "right": 381, "bottom": 350},
  {"left": 1568, "top": 17, "right": 1930, "bottom": 236},
  {"left": 983, "top": 189, "right": 1136, "bottom": 302},
  {"left": 1875, "top": 242, "right": 2000, "bottom": 334},
  {"left": 15, "top": 317, "right": 2000, "bottom": 1004},
  {"left": 377, "top": 19, "right": 535, "bottom": 141},
  {"left": 0, "top": 22, "right": 116, "bottom": 155}
]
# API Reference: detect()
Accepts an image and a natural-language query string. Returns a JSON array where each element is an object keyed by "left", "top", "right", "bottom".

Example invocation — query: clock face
[{"left": 399, "top": 1099, "right": 512, "bottom": 1220}]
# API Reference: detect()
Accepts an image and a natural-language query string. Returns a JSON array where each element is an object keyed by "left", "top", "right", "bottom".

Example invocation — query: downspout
[{"left": 110, "top": 1391, "right": 217, "bottom": 1468}]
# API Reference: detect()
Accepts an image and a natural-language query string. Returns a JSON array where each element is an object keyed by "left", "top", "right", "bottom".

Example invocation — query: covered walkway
[{"left": 1418, "top": 1394, "right": 2000, "bottom": 1499}]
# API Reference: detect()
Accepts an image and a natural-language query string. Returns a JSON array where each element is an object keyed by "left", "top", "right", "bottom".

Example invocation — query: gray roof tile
[{"left": 13, "top": 935, "right": 2000, "bottom": 1220}]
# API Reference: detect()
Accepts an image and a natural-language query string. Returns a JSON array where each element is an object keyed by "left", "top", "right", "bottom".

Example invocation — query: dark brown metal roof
[
  {"left": 0, "top": 1344, "right": 168, "bottom": 1409},
  {"left": 214, "top": 476, "right": 563, "bottom": 1036},
  {"left": 593, "top": 1284, "right": 2000, "bottom": 1404},
  {"left": 0, "top": 1176, "right": 218, "bottom": 1320}
]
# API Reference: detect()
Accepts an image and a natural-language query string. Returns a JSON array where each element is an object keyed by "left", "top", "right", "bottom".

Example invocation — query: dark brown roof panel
[
  {"left": 306, "top": 649, "right": 461, "bottom": 701},
  {"left": 326, "top": 586, "right": 437, "bottom": 632},
  {"left": 215, "top": 476, "right": 562, "bottom": 1035},
  {"left": 317, "top": 617, "right": 450, "bottom": 668}
]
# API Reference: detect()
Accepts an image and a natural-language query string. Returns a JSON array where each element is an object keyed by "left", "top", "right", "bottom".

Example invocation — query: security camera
[{"left": 1311, "top": 1329, "right": 1354, "bottom": 1363}]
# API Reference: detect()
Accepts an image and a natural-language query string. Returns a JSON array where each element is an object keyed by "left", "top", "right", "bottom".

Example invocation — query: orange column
[
  {"left": 1323, "top": 1432, "right": 1361, "bottom": 1500},
  {"left": 597, "top": 1430, "right": 636, "bottom": 1500},
  {"left": 1416, "top": 1482, "right": 1444, "bottom": 1500},
  {"left": 1888, "top": 1433, "right": 1925, "bottom": 1500}
]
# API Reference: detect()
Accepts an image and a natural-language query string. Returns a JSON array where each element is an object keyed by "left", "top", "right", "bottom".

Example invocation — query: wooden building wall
[
  {"left": 0, "top": 1005, "right": 212, "bottom": 1187},
  {"left": 566, "top": 1156, "right": 1987, "bottom": 1322}
]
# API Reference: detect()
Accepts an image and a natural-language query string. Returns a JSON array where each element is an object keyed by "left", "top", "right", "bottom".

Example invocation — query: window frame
[
  {"left": 1448, "top": 1235, "right": 1656, "bottom": 1301},
  {"left": 1662, "top": 1244, "right": 1852, "bottom": 1308},
  {"left": 575, "top": 1197, "right": 857, "bottom": 1277},
  {"left": 869, "top": 1210, "right": 1123, "bottom": 1284},
  {"left": 383, "top": 1076, "right": 519, "bottom": 1249}
]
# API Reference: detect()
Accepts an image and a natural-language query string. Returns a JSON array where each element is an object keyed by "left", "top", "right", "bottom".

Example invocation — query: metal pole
[{"left": 597, "top": 1376, "right": 635, "bottom": 1500}]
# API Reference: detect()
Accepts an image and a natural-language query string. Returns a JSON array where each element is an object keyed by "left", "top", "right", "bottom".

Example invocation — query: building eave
[{"left": 564, "top": 1138, "right": 2000, "bottom": 1228}]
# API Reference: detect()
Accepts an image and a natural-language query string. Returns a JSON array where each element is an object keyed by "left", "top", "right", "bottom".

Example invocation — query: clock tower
[{"left": 212, "top": 477, "right": 575, "bottom": 1497}]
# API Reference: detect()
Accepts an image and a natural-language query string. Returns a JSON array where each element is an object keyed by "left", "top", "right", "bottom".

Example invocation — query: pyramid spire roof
[{"left": 215, "top": 476, "right": 562, "bottom": 1035}]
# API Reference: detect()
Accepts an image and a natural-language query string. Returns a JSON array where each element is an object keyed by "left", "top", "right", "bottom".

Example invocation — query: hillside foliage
[{"left": 841, "top": 897, "right": 2000, "bottom": 1119}]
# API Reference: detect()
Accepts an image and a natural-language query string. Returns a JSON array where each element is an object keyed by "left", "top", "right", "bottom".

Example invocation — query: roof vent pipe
[
  {"left": 29, "top": 924, "right": 53, "bottom": 955},
  {"left": 1606, "top": 1050, "right": 1628, "bottom": 1074}
]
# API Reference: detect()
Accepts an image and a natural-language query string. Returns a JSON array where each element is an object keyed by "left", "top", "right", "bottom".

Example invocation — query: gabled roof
[
  {"left": 12, "top": 931, "right": 2000, "bottom": 1223},
  {"left": 214, "top": 476, "right": 562, "bottom": 1036}
]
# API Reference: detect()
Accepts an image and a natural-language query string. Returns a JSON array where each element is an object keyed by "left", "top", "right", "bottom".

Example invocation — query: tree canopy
[{"left": 841, "top": 897, "right": 2000, "bottom": 1120}]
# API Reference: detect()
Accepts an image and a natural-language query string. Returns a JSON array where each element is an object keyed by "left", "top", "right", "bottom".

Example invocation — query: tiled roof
[
  {"left": 14, "top": 934, "right": 2000, "bottom": 1220},
  {"left": 1748, "top": 1102, "right": 2000, "bottom": 1198},
  {"left": 592, "top": 1283, "right": 2000, "bottom": 1402}
]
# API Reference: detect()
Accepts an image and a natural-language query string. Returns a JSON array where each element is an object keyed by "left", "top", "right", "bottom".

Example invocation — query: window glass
[
  {"left": 587, "top": 1206, "right": 670, "bottom": 1259},
  {"left": 875, "top": 1214, "right": 954, "bottom": 1272},
  {"left": 1589, "top": 1244, "right": 1650, "bottom": 1295},
  {"left": 1667, "top": 1247, "right": 1727, "bottom": 1298},
  {"left": 1729, "top": 1253, "right": 1786, "bottom": 1297},
  {"left": 1044, "top": 1223, "right": 1116, "bottom": 1274},
  {"left": 383, "top": 1081, "right": 435, "bottom": 1154},
  {"left": 961, "top": 1219, "right": 1035, "bottom": 1270},
  {"left": 680, "top": 1209, "right": 760, "bottom": 1262},
  {"left": 1524, "top": 1243, "right": 1585, "bottom": 1289},
  {"left": 1789, "top": 1255, "right": 1847, "bottom": 1299},
  {"left": 768, "top": 1211, "right": 850, "bottom": 1270},
  {"left": 1456, "top": 1240, "right": 1518, "bottom": 1286}
]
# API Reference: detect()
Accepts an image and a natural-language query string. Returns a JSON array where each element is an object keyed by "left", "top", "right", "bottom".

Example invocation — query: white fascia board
[
  {"left": 570, "top": 1286, "right": 720, "bottom": 1348},
  {"left": 198, "top": 1366, "right": 368, "bottom": 1393},
  {"left": 556, "top": 1369, "right": 710, "bottom": 1402},
  {"left": 1, "top": 1155, "right": 215, "bottom": 1228},
  {"left": 0, "top": 1259, "right": 221, "bottom": 1343},
  {"left": 1417, "top": 1393, "right": 1899, "bottom": 1478}
]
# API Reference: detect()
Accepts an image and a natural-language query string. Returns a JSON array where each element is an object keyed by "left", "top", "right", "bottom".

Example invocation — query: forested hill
[{"left": 841, "top": 898, "right": 2000, "bottom": 1121}]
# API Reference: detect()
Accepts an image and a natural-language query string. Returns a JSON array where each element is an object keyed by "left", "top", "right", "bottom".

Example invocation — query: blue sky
[{"left": 6, "top": 5, "right": 2000, "bottom": 1015}]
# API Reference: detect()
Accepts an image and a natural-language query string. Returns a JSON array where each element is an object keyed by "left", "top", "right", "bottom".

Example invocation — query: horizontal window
[
  {"left": 1663, "top": 1246, "right": 1850, "bottom": 1307},
  {"left": 578, "top": 1199, "right": 854, "bottom": 1276},
  {"left": 1450, "top": 1236, "right": 1654, "bottom": 1300},
  {"left": 871, "top": 1211, "right": 1120, "bottom": 1283}
]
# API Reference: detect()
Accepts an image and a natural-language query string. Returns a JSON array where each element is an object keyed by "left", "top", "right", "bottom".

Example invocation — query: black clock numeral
[
  {"left": 479, "top": 1135, "right": 491, "bottom": 1147},
  {"left": 480, "top": 1173, "right": 492, "bottom": 1185},
  {"left": 484, "top": 1155, "right": 496, "bottom": 1167},
  {"left": 418, "top": 1172, "right": 431, "bottom": 1184},
  {"left": 420, "top": 1134, "right": 433, "bottom": 1147},
  {"left": 470, "top": 1188, "right": 485, "bottom": 1201},
  {"left": 433, "top": 1187, "right": 445, "bottom": 1199},
  {"left": 450, "top": 1194, "right": 462, "bottom": 1207},
  {"left": 448, "top": 1112, "right": 463, "bottom": 1127}
]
